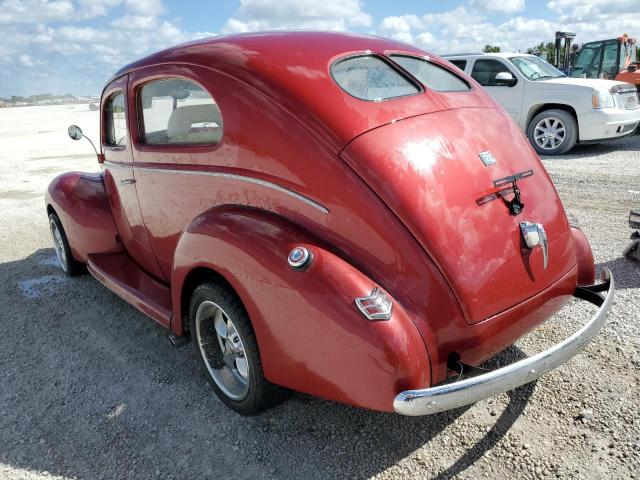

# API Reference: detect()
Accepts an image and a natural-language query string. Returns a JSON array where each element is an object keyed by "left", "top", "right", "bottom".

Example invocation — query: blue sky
[{"left": 1, "top": 0, "right": 636, "bottom": 97}]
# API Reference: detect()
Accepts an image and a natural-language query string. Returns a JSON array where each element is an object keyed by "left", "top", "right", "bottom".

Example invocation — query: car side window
[
  {"left": 139, "top": 78, "right": 223, "bottom": 145},
  {"left": 471, "top": 59, "right": 514, "bottom": 87},
  {"left": 449, "top": 60, "right": 467, "bottom": 71},
  {"left": 105, "top": 93, "right": 127, "bottom": 146}
]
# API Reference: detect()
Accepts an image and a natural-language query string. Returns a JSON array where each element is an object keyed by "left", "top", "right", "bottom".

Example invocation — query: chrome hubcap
[
  {"left": 533, "top": 117, "right": 566, "bottom": 150},
  {"left": 196, "top": 301, "right": 249, "bottom": 400},
  {"left": 50, "top": 219, "right": 67, "bottom": 272}
]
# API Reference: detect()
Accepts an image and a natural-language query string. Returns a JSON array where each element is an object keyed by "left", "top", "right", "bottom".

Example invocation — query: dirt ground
[{"left": 0, "top": 105, "right": 638, "bottom": 479}]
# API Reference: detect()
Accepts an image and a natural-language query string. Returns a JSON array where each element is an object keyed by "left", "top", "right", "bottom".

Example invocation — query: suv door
[
  {"left": 470, "top": 58, "right": 524, "bottom": 122},
  {"left": 101, "top": 76, "right": 166, "bottom": 280}
]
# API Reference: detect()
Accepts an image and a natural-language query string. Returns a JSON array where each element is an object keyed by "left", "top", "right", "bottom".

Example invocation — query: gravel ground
[{"left": 0, "top": 105, "right": 639, "bottom": 480}]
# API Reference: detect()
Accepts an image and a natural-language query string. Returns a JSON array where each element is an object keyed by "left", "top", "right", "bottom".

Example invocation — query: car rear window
[
  {"left": 391, "top": 55, "right": 471, "bottom": 92},
  {"left": 331, "top": 55, "right": 420, "bottom": 101}
]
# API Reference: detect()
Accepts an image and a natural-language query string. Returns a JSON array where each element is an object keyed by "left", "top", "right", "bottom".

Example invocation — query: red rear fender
[{"left": 171, "top": 207, "right": 430, "bottom": 411}]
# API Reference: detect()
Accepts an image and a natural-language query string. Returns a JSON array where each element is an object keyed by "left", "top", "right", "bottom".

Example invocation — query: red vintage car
[{"left": 46, "top": 32, "right": 614, "bottom": 416}]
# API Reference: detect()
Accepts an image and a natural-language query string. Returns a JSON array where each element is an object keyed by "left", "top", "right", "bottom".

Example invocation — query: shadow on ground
[
  {"left": 597, "top": 255, "right": 640, "bottom": 290},
  {"left": 540, "top": 133, "right": 640, "bottom": 160},
  {"left": 0, "top": 249, "right": 534, "bottom": 480}
]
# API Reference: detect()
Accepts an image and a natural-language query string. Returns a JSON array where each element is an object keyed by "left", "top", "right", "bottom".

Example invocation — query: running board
[{"left": 87, "top": 252, "right": 172, "bottom": 328}]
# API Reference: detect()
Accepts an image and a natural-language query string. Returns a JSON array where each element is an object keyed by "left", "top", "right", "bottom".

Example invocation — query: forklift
[
  {"left": 553, "top": 31, "right": 577, "bottom": 74},
  {"left": 553, "top": 32, "right": 640, "bottom": 89}
]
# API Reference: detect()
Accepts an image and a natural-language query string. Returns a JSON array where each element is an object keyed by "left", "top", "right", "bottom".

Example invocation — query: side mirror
[
  {"left": 67, "top": 124, "right": 102, "bottom": 163},
  {"left": 68, "top": 125, "right": 83, "bottom": 141},
  {"left": 495, "top": 71, "right": 517, "bottom": 87}
]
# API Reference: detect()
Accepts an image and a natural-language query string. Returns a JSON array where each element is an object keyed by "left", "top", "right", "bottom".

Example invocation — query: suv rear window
[
  {"left": 448, "top": 59, "right": 467, "bottom": 71},
  {"left": 391, "top": 55, "right": 470, "bottom": 92},
  {"left": 331, "top": 55, "right": 420, "bottom": 101}
]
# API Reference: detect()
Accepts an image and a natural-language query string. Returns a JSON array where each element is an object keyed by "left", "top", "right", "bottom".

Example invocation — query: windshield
[{"left": 509, "top": 56, "right": 565, "bottom": 80}]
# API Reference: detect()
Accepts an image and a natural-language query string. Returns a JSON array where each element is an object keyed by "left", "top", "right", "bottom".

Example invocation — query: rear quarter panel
[{"left": 172, "top": 208, "right": 430, "bottom": 411}]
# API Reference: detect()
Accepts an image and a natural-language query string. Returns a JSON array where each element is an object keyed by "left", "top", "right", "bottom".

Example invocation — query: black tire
[
  {"left": 48, "top": 212, "right": 85, "bottom": 277},
  {"left": 623, "top": 238, "right": 640, "bottom": 262},
  {"left": 189, "top": 282, "right": 290, "bottom": 415},
  {"left": 527, "top": 109, "right": 578, "bottom": 155}
]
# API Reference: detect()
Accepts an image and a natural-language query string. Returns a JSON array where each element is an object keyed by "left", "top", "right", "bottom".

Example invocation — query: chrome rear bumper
[{"left": 393, "top": 268, "right": 614, "bottom": 416}]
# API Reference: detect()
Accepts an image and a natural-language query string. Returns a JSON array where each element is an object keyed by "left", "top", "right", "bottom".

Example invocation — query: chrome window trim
[{"left": 103, "top": 161, "right": 329, "bottom": 214}]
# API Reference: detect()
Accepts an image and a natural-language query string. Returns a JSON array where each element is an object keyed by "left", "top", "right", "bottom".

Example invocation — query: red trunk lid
[{"left": 342, "top": 107, "right": 576, "bottom": 324}]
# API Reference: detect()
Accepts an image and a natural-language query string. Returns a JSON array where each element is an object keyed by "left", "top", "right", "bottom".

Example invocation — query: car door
[
  {"left": 101, "top": 76, "right": 166, "bottom": 280},
  {"left": 128, "top": 66, "right": 226, "bottom": 280},
  {"left": 470, "top": 58, "right": 524, "bottom": 122}
]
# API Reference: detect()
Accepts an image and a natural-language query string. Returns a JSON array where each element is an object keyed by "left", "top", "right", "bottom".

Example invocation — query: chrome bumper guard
[{"left": 394, "top": 268, "right": 614, "bottom": 416}]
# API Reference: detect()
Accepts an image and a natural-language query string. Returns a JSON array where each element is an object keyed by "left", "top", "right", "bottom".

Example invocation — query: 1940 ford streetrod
[{"left": 46, "top": 32, "right": 614, "bottom": 416}]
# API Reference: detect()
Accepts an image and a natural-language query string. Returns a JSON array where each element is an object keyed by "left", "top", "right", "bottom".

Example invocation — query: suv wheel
[{"left": 527, "top": 109, "right": 578, "bottom": 155}]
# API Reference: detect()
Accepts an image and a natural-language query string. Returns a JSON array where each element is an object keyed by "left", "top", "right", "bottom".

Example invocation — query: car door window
[
  {"left": 471, "top": 59, "right": 514, "bottom": 86},
  {"left": 105, "top": 93, "right": 127, "bottom": 146},
  {"left": 139, "top": 78, "right": 223, "bottom": 145}
]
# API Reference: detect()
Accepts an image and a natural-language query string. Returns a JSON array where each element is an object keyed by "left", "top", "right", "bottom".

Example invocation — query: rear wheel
[
  {"left": 527, "top": 109, "right": 578, "bottom": 155},
  {"left": 48, "top": 212, "right": 85, "bottom": 276},
  {"left": 189, "top": 281, "right": 290, "bottom": 415}
]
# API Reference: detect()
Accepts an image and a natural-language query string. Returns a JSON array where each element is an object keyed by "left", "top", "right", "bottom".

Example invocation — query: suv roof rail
[{"left": 441, "top": 52, "right": 485, "bottom": 57}]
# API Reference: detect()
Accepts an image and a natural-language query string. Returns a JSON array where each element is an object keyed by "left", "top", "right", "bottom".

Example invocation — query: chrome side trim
[
  {"left": 103, "top": 161, "right": 131, "bottom": 169},
  {"left": 394, "top": 268, "right": 614, "bottom": 416},
  {"left": 103, "top": 162, "right": 329, "bottom": 214}
]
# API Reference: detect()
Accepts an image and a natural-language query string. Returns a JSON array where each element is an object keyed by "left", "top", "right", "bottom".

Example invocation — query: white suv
[{"left": 442, "top": 52, "right": 640, "bottom": 155}]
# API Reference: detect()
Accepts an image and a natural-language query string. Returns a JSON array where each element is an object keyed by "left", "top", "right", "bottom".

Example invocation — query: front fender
[
  {"left": 172, "top": 207, "right": 430, "bottom": 411},
  {"left": 45, "top": 171, "right": 120, "bottom": 262}
]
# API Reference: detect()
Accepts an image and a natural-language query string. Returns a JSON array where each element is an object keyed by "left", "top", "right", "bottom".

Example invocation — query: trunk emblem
[
  {"left": 520, "top": 222, "right": 549, "bottom": 269},
  {"left": 479, "top": 151, "right": 497, "bottom": 166}
]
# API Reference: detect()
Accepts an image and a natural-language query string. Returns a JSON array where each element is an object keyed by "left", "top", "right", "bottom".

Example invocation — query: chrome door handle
[
  {"left": 520, "top": 222, "right": 548, "bottom": 269},
  {"left": 120, "top": 178, "right": 136, "bottom": 185}
]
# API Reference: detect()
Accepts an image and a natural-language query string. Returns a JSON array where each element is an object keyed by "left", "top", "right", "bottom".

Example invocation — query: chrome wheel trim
[
  {"left": 195, "top": 300, "right": 250, "bottom": 401},
  {"left": 50, "top": 218, "right": 68, "bottom": 273},
  {"left": 533, "top": 116, "right": 566, "bottom": 150}
]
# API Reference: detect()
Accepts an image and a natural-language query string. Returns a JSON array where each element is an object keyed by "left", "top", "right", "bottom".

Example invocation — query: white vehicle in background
[{"left": 442, "top": 52, "right": 640, "bottom": 155}]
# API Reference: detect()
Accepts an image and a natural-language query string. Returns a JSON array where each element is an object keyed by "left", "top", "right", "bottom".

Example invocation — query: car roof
[
  {"left": 108, "top": 31, "right": 476, "bottom": 152},
  {"left": 442, "top": 52, "right": 534, "bottom": 60}
]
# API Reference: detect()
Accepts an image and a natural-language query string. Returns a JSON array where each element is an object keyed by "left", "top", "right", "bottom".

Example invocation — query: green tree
[
  {"left": 526, "top": 42, "right": 556, "bottom": 62},
  {"left": 483, "top": 44, "right": 501, "bottom": 53}
]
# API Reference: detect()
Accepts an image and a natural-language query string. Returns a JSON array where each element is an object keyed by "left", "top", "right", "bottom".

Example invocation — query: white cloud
[
  {"left": 377, "top": 1, "right": 637, "bottom": 55},
  {"left": 19, "top": 54, "right": 34, "bottom": 67},
  {"left": 222, "top": 0, "right": 372, "bottom": 33},
  {"left": 469, "top": 0, "right": 525, "bottom": 14},
  {"left": 0, "top": 0, "right": 195, "bottom": 96},
  {"left": 0, "top": 0, "right": 74, "bottom": 24},
  {"left": 111, "top": 15, "right": 159, "bottom": 30}
]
